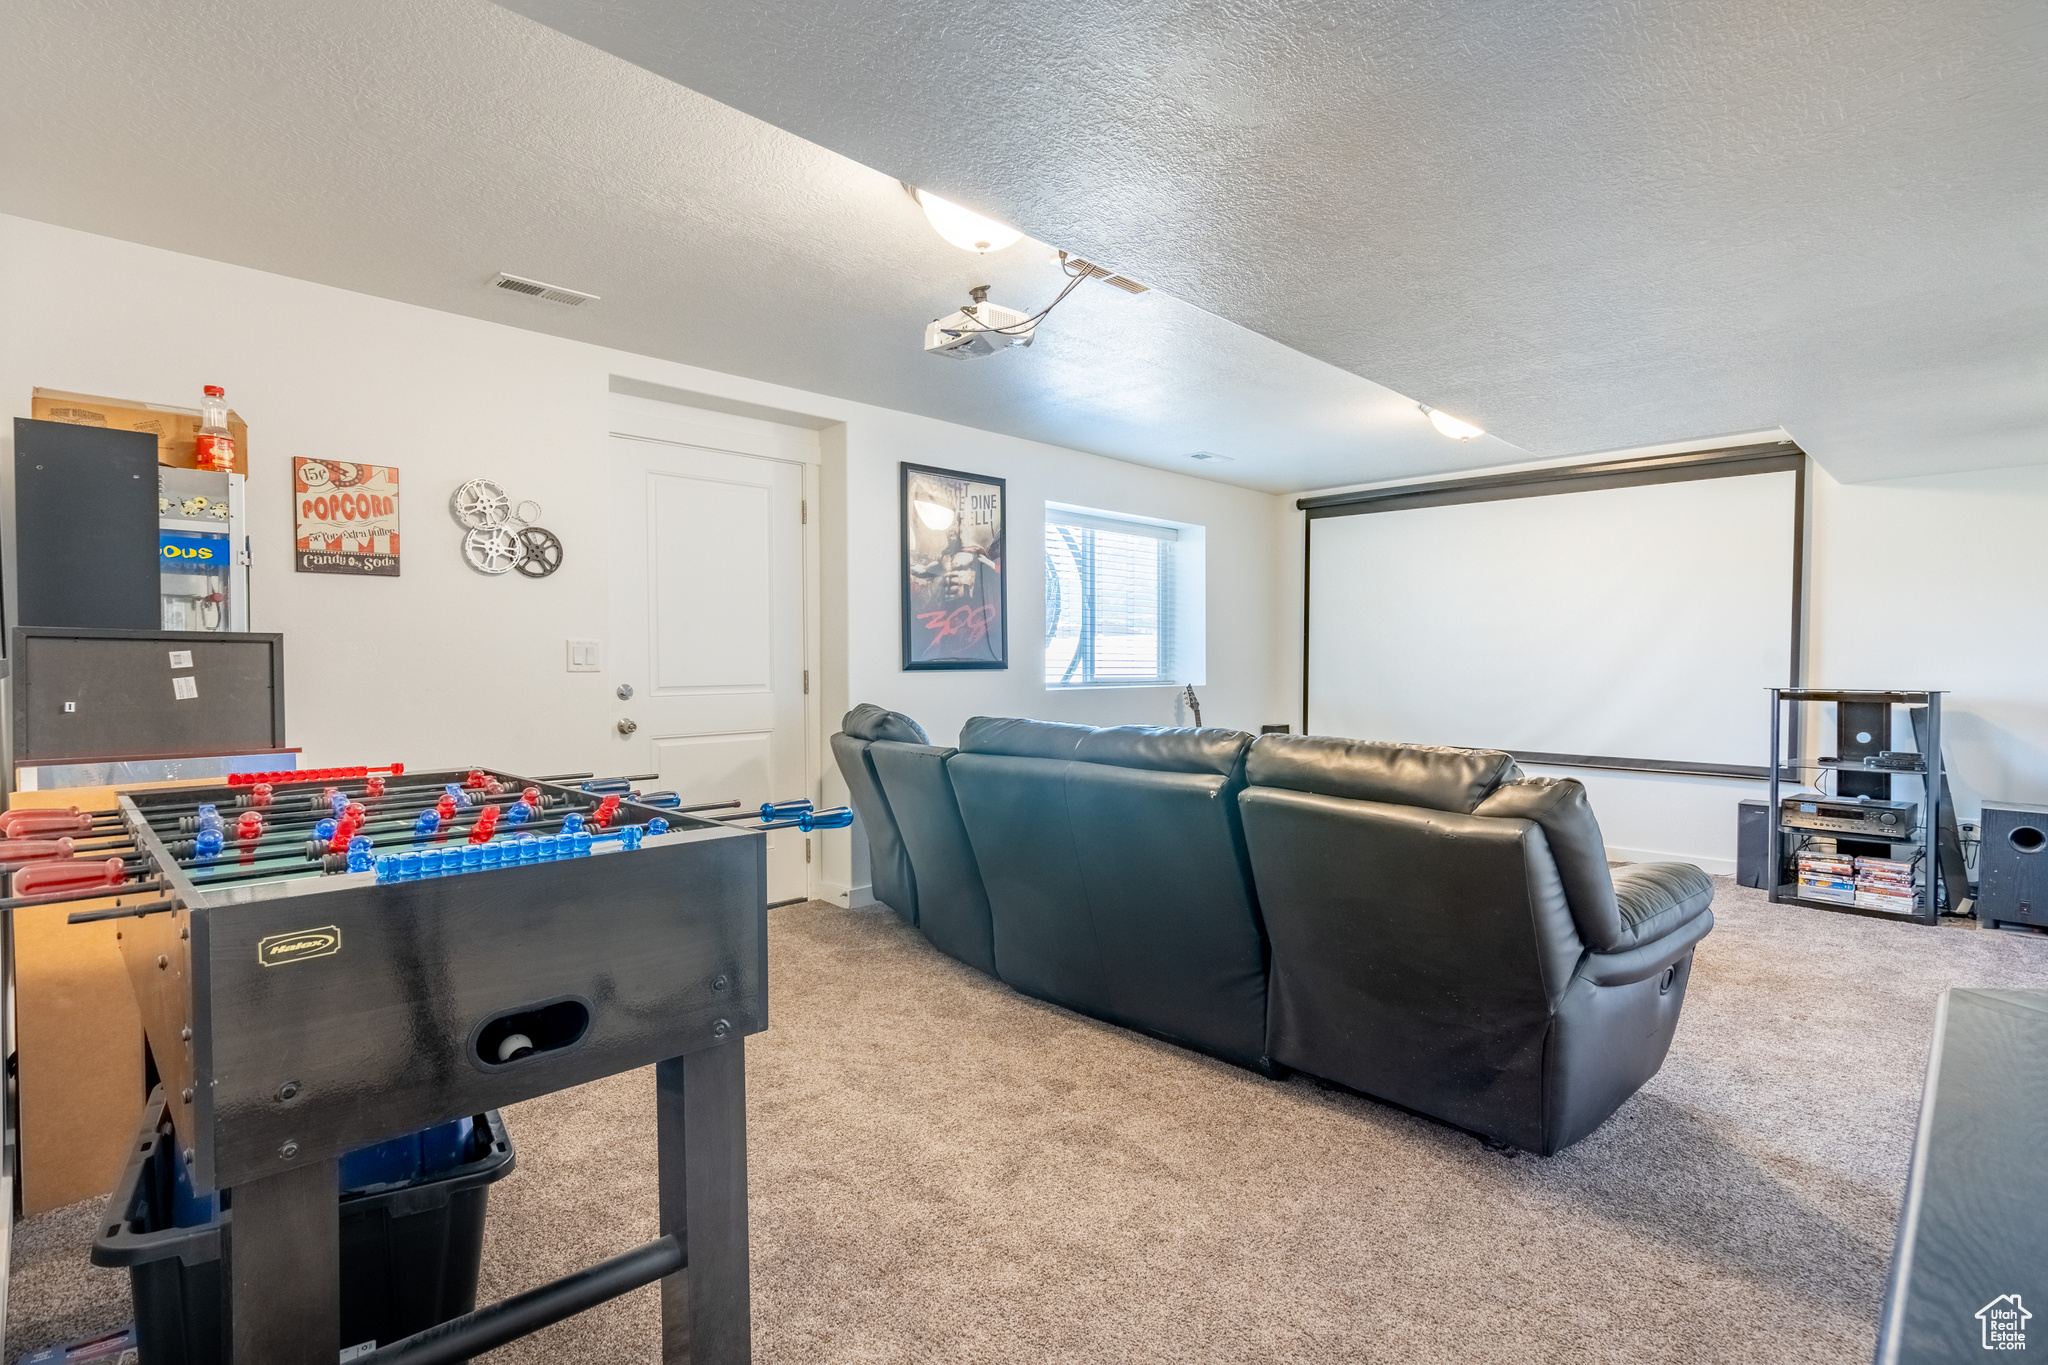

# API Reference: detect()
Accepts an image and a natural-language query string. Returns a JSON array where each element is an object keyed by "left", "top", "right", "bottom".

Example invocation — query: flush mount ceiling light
[
  {"left": 1421, "top": 405, "right": 1484, "bottom": 440},
  {"left": 913, "top": 498, "right": 958, "bottom": 530},
  {"left": 910, "top": 186, "right": 1024, "bottom": 254}
]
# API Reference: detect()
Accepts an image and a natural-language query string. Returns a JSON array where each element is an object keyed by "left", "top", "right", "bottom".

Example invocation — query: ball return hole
[{"left": 474, "top": 998, "right": 590, "bottom": 1067}]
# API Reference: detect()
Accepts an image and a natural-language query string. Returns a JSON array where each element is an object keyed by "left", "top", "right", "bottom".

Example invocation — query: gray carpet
[{"left": 11, "top": 879, "right": 2048, "bottom": 1363}]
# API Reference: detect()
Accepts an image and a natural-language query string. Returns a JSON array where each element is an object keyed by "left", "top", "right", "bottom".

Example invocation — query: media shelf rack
[{"left": 1768, "top": 688, "right": 1944, "bottom": 925}]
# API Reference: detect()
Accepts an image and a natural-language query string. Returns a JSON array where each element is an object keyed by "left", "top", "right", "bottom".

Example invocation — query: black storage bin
[{"left": 93, "top": 1087, "right": 516, "bottom": 1363}]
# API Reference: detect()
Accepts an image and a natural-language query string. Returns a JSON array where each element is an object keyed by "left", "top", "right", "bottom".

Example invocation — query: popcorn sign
[{"left": 294, "top": 458, "right": 401, "bottom": 577}]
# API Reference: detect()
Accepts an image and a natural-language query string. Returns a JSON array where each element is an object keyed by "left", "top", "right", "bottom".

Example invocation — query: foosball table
[{"left": 16, "top": 763, "right": 849, "bottom": 1364}]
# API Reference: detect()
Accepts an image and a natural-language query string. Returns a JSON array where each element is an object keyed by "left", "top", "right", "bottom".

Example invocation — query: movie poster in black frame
[{"left": 901, "top": 462, "right": 1007, "bottom": 670}]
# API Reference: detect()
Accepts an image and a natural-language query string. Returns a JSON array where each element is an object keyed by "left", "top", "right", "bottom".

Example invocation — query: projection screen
[{"left": 1303, "top": 447, "right": 1805, "bottom": 776}]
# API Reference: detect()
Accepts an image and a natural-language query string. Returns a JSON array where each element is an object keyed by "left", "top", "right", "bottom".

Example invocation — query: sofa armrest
[
  {"left": 1611, "top": 861, "right": 1715, "bottom": 948},
  {"left": 1581, "top": 908, "right": 1714, "bottom": 986}
]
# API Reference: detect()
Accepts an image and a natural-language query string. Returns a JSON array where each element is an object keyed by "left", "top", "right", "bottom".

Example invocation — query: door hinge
[
  {"left": 803, "top": 669, "right": 809, "bottom": 694},
  {"left": 805, "top": 837, "right": 812, "bottom": 863},
  {"left": 801, "top": 499, "right": 807, "bottom": 525}
]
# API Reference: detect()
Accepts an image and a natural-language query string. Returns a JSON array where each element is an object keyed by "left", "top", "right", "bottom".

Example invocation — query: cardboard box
[{"left": 32, "top": 387, "right": 250, "bottom": 477}]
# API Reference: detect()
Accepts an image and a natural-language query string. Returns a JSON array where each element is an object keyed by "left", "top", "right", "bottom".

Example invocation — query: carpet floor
[{"left": 10, "top": 879, "right": 2048, "bottom": 1363}]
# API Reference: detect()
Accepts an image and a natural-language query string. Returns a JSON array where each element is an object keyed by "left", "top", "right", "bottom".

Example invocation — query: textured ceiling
[
  {"left": 496, "top": 0, "right": 2048, "bottom": 483},
  {"left": 0, "top": 0, "right": 1536, "bottom": 494}
]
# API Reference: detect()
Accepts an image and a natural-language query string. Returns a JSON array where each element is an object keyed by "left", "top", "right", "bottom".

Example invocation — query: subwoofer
[{"left": 1977, "top": 801, "right": 2048, "bottom": 930}]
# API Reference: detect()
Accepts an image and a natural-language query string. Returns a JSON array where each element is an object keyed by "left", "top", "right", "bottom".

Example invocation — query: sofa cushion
[
  {"left": 1073, "top": 725, "right": 1253, "bottom": 776},
  {"left": 842, "top": 703, "right": 928, "bottom": 745},
  {"left": 1244, "top": 734, "right": 1521, "bottom": 814},
  {"left": 959, "top": 715, "right": 1090, "bottom": 762}
]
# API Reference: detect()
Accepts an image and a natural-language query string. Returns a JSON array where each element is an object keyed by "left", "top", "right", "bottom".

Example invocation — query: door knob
[{"left": 617, "top": 718, "right": 638, "bottom": 735}]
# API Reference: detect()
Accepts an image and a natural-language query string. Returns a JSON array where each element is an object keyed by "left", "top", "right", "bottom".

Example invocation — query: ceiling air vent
[
  {"left": 491, "top": 273, "right": 598, "bottom": 307},
  {"left": 1065, "top": 257, "right": 1151, "bottom": 294}
]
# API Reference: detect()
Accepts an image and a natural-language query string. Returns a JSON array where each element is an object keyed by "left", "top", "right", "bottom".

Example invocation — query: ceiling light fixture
[
  {"left": 912, "top": 187, "right": 1023, "bottom": 255},
  {"left": 1421, "top": 405, "right": 1484, "bottom": 440}
]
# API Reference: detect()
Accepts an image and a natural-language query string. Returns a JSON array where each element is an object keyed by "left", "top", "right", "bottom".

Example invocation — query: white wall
[
  {"left": 0, "top": 215, "right": 1290, "bottom": 895},
  {"left": 1274, "top": 453, "right": 2048, "bottom": 873}
]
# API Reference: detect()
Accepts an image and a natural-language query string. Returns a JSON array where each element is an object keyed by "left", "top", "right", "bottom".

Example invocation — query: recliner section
[
  {"left": 829, "top": 709, "right": 1716, "bottom": 1154},
  {"left": 830, "top": 705, "right": 927, "bottom": 923},
  {"left": 951, "top": 717, "right": 1269, "bottom": 1069},
  {"left": 1241, "top": 733, "right": 1714, "bottom": 1154},
  {"left": 866, "top": 740, "right": 997, "bottom": 974}
]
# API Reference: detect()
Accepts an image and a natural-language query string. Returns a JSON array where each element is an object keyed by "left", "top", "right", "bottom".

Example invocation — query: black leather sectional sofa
[{"left": 832, "top": 705, "right": 1716, "bottom": 1155}]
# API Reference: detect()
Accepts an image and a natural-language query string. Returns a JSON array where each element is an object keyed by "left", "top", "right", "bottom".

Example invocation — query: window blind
[{"left": 1045, "top": 513, "right": 1175, "bottom": 686}]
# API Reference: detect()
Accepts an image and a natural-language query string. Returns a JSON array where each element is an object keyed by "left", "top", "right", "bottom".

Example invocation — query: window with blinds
[{"left": 1044, "top": 510, "right": 1178, "bottom": 686}]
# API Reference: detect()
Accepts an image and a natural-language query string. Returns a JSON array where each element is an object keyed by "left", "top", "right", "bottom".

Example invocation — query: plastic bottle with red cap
[{"left": 196, "top": 386, "right": 235, "bottom": 472}]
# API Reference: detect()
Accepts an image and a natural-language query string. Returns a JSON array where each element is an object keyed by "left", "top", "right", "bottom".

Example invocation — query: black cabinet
[{"left": 13, "top": 417, "right": 160, "bottom": 633}]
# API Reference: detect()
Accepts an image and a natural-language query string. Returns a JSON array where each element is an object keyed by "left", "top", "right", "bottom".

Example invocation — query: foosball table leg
[
  {"left": 658, "top": 1039, "right": 752, "bottom": 1364},
  {"left": 228, "top": 1156, "right": 342, "bottom": 1364}
]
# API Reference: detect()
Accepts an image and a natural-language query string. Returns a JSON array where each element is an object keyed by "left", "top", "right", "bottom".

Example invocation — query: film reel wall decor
[{"left": 450, "top": 478, "right": 565, "bottom": 578}]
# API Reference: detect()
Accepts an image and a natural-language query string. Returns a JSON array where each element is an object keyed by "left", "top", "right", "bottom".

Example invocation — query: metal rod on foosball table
[
  {"left": 180, "top": 862, "right": 343, "bottom": 890},
  {"left": 133, "top": 769, "right": 511, "bottom": 819},
  {"left": 66, "top": 898, "right": 181, "bottom": 924},
  {"left": 0, "top": 878, "right": 173, "bottom": 910},
  {"left": 145, "top": 795, "right": 575, "bottom": 846},
  {"left": 157, "top": 793, "right": 743, "bottom": 857},
  {"left": 138, "top": 778, "right": 497, "bottom": 822},
  {"left": 69, "top": 798, "right": 746, "bottom": 890},
  {"left": 138, "top": 773, "right": 674, "bottom": 835},
  {"left": 168, "top": 805, "right": 603, "bottom": 862},
  {"left": 98, "top": 847, "right": 323, "bottom": 882},
  {"left": 139, "top": 769, "right": 663, "bottom": 821},
  {"left": 169, "top": 811, "right": 669, "bottom": 885},
  {"left": 59, "top": 836, "right": 147, "bottom": 856}
]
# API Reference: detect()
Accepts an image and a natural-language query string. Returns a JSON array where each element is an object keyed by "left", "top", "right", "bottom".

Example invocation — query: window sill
[{"left": 1044, "top": 681, "right": 1183, "bottom": 691}]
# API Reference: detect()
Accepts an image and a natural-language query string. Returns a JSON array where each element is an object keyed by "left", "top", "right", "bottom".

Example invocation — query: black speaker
[
  {"left": 1977, "top": 801, "right": 2048, "bottom": 930},
  {"left": 1737, "top": 799, "right": 1774, "bottom": 890}
]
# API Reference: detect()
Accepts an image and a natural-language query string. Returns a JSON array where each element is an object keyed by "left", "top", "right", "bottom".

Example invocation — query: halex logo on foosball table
[{"left": 294, "top": 457, "right": 401, "bottom": 577}]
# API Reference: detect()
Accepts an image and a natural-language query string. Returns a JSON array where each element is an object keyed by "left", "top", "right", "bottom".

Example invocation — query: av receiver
[{"left": 1781, "top": 794, "right": 1919, "bottom": 838}]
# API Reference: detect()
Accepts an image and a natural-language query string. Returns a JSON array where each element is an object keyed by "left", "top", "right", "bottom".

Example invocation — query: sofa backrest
[
  {"left": 948, "top": 717, "right": 1269, "bottom": 1068},
  {"left": 1243, "top": 733, "right": 1625, "bottom": 950},
  {"left": 1243, "top": 733, "right": 1522, "bottom": 812},
  {"left": 1472, "top": 776, "right": 1628, "bottom": 952},
  {"left": 866, "top": 740, "right": 997, "bottom": 974},
  {"left": 842, "top": 702, "right": 929, "bottom": 746}
]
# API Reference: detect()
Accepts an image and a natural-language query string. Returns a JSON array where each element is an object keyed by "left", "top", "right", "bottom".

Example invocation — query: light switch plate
[{"left": 566, "top": 639, "right": 601, "bottom": 673}]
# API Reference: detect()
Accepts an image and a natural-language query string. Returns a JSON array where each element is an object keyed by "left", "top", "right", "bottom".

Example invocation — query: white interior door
[{"left": 609, "top": 434, "right": 808, "bottom": 902}]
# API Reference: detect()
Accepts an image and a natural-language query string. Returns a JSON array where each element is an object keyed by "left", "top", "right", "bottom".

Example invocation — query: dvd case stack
[
  {"left": 1796, "top": 852, "right": 1857, "bottom": 905},
  {"left": 1853, "top": 855, "right": 1920, "bottom": 914}
]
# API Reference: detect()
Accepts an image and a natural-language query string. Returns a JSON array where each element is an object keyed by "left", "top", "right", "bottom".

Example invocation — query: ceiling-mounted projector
[{"left": 924, "top": 285, "right": 1035, "bottom": 359}]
